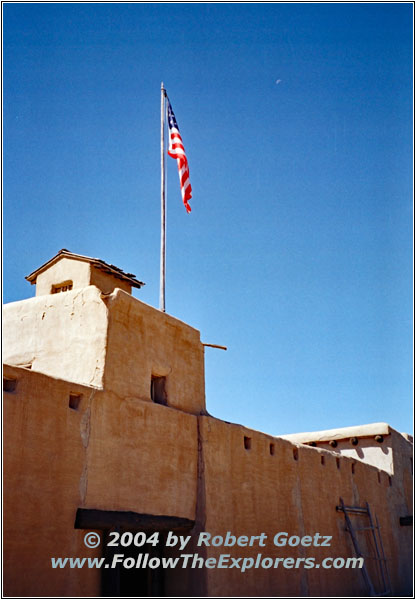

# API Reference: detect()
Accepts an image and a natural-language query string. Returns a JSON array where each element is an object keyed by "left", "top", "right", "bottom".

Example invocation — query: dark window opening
[
  {"left": 69, "top": 393, "right": 82, "bottom": 411},
  {"left": 51, "top": 281, "right": 73, "bottom": 294},
  {"left": 320, "top": 455, "right": 325, "bottom": 466},
  {"left": 151, "top": 376, "right": 167, "bottom": 406},
  {"left": 293, "top": 448, "right": 298, "bottom": 461},
  {"left": 244, "top": 436, "right": 251, "bottom": 450},
  {"left": 3, "top": 378, "right": 17, "bottom": 393},
  {"left": 269, "top": 443, "right": 275, "bottom": 456},
  {"left": 336, "top": 457, "right": 340, "bottom": 470}
]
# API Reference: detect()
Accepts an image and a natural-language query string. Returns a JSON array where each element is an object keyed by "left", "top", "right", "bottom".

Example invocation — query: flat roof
[
  {"left": 278, "top": 422, "right": 391, "bottom": 444},
  {"left": 25, "top": 249, "right": 145, "bottom": 289}
]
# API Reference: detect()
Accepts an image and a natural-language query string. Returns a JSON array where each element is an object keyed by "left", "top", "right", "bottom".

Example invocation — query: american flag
[{"left": 166, "top": 97, "right": 192, "bottom": 213}]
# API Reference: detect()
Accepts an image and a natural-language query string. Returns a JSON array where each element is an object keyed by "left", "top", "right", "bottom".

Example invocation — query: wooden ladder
[{"left": 337, "top": 497, "right": 391, "bottom": 596}]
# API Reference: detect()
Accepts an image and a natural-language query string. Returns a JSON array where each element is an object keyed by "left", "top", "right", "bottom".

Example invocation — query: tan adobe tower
[{"left": 5, "top": 249, "right": 206, "bottom": 415}]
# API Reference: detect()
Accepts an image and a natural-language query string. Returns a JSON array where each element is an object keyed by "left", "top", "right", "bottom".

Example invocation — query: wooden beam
[{"left": 74, "top": 508, "right": 194, "bottom": 532}]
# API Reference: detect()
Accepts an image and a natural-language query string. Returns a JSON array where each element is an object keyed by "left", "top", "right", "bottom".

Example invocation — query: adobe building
[{"left": 3, "top": 250, "right": 413, "bottom": 597}]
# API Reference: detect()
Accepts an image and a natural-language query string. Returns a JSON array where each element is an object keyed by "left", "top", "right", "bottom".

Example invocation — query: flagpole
[{"left": 160, "top": 82, "right": 166, "bottom": 312}]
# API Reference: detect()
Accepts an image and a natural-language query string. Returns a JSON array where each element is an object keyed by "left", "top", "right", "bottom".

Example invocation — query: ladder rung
[{"left": 337, "top": 506, "right": 369, "bottom": 515}]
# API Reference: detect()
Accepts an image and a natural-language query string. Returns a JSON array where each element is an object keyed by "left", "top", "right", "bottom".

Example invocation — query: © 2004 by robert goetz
[{"left": 51, "top": 530, "right": 365, "bottom": 572}]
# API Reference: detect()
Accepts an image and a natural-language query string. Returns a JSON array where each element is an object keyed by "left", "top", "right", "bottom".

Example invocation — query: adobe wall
[
  {"left": 3, "top": 286, "right": 107, "bottom": 387},
  {"left": 309, "top": 436, "right": 394, "bottom": 474},
  {"left": 84, "top": 390, "right": 198, "bottom": 518},
  {"left": 3, "top": 366, "right": 101, "bottom": 597},
  {"left": 3, "top": 286, "right": 206, "bottom": 416},
  {"left": 390, "top": 430, "right": 413, "bottom": 520},
  {"left": 3, "top": 365, "right": 199, "bottom": 597},
  {"left": 34, "top": 257, "right": 91, "bottom": 296},
  {"left": 4, "top": 363, "right": 412, "bottom": 597},
  {"left": 101, "top": 289, "right": 206, "bottom": 415},
  {"left": 280, "top": 424, "right": 413, "bottom": 475},
  {"left": 90, "top": 266, "right": 131, "bottom": 295},
  {"left": 198, "top": 417, "right": 413, "bottom": 597}
]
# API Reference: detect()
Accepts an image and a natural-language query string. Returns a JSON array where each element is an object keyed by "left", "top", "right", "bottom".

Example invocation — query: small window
[
  {"left": 69, "top": 393, "right": 82, "bottom": 411},
  {"left": 269, "top": 443, "right": 275, "bottom": 456},
  {"left": 244, "top": 436, "right": 251, "bottom": 450},
  {"left": 51, "top": 281, "right": 73, "bottom": 294},
  {"left": 3, "top": 378, "right": 17, "bottom": 393},
  {"left": 151, "top": 376, "right": 167, "bottom": 405}
]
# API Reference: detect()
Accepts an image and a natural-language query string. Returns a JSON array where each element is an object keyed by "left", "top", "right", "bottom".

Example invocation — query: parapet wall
[
  {"left": 101, "top": 288, "right": 206, "bottom": 414},
  {"left": 3, "top": 286, "right": 108, "bottom": 387},
  {"left": 279, "top": 423, "right": 413, "bottom": 475}
]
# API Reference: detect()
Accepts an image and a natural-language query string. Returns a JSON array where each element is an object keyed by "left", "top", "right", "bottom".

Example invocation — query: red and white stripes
[{"left": 167, "top": 98, "right": 192, "bottom": 213}]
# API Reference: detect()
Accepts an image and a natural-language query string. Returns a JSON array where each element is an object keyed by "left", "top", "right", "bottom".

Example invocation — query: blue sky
[{"left": 3, "top": 3, "right": 413, "bottom": 435}]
